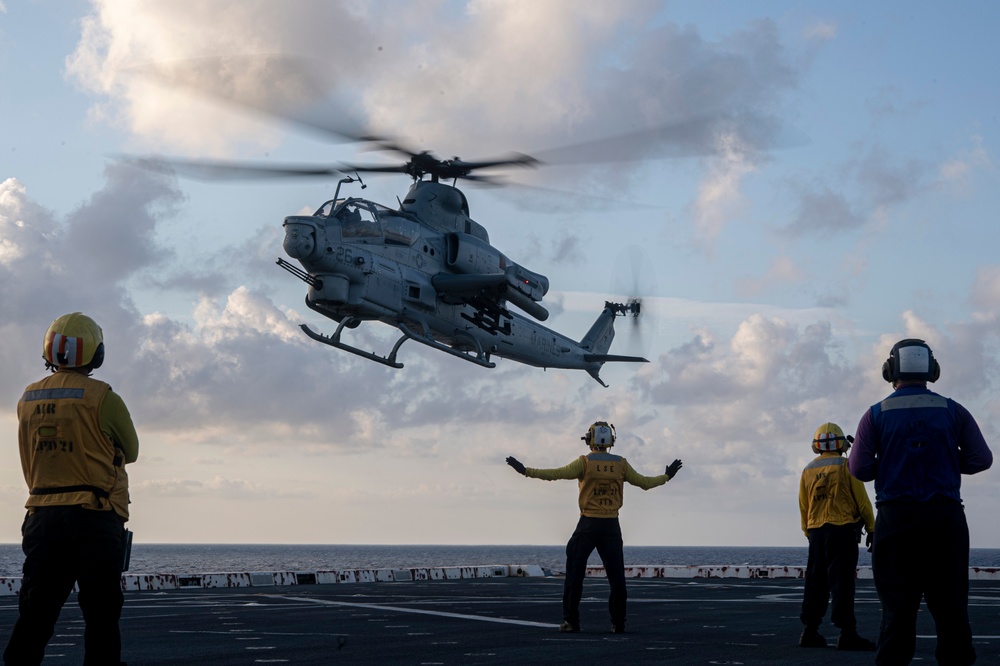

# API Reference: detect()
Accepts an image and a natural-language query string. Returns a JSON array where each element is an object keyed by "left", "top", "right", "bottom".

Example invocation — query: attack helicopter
[
  {"left": 132, "top": 139, "right": 649, "bottom": 386},
  {"left": 274, "top": 147, "right": 647, "bottom": 387}
]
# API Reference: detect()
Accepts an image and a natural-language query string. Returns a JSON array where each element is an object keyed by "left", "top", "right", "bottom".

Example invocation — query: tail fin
[
  {"left": 580, "top": 303, "right": 648, "bottom": 386},
  {"left": 580, "top": 304, "right": 618, "bottom": 356}
]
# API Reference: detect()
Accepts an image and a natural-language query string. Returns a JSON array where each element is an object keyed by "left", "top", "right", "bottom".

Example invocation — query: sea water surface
[{"left": 2, "top": 543, "right": 999, "bottom": 577}]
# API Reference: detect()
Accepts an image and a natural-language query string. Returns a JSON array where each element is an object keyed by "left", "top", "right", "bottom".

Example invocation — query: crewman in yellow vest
[
  {"left": 798, "top": 422, "right": 875, "bottom": 651},
  {"left": 4, "top": 313, "right": 139, "bottom": 666},
  {"left": 506, "top": 421, "right": 682, "bottom": 634}
]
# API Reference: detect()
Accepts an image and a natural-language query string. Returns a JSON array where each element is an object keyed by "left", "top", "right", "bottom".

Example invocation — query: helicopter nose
[{"left": 283, "top": 220, "right": 316, "bottom": 259}]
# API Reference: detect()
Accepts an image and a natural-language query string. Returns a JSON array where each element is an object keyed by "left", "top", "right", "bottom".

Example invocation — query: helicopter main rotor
[
  {"left": 339, "top": 148, "right": 539, "bottom": 183},
  {"left": 124, "top": 55, "right": 802, "bottom": 186}
]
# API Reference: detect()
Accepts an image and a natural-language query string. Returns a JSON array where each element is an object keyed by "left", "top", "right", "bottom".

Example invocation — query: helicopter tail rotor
[{"left": 611, "top": 245, "right": 659, "bottom": 359}]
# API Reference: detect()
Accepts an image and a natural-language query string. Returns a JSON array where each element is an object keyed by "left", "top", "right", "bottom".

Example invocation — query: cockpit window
[
  {"left": 382, "top": 213, "right": 417, "bottom": 246},
  {"left": 314, "top": 199, "right": 346, "bottom": 217},
  {"left": 338, "top": 202, "right": 381, "bottom": 239}
]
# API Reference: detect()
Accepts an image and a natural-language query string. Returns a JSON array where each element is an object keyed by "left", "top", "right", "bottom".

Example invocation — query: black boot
[
  {"left": 837, "top": 629, "right": 876, "bottom": 651},
  {"left": 799, "top": 627, "right": 827, "bottom": 648}
]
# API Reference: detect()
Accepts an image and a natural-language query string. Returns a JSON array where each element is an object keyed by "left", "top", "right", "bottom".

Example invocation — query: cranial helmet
[
  {"left": 583, "top": 421, "right": 616, "bottom": 450},
  {"left": 43, "top": 312, "right": 104, "bottom": 370},
  {"left": 882, "top": 338, "right": 940, "bottom": 384},
  {"left": 812, "top": 422, "right": 851, "bottom": 454}
]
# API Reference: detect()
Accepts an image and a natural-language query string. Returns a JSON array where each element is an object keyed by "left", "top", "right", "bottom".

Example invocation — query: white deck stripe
[{"left": 268, "top": 594, "right": 560, "bottom": 629}]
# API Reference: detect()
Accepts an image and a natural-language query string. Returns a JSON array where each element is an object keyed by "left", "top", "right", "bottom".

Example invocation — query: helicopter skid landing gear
[
  {"left": 300, "top": 319, "right": 407, "bottom": 369},
  {"left": 398, "top": 323, "right": 496, "bottom": 369}
]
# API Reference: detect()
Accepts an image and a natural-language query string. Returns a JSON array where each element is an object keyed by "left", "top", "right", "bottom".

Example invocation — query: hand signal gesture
[{"left": 665, "top": 459, "right": 683, "bottom": 479}]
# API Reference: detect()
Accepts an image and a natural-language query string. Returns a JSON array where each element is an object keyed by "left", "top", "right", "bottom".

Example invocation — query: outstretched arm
[
  {"left": 509, "top": 457, "right": 585, "bottom": 481},
  {"left": 624, "top": 459, "right": 678, "bottom": 490}
]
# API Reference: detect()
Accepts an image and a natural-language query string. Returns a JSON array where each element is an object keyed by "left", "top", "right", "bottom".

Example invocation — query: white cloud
[{"left": 65, "top": 0, "right": 801, "bottom": 203}]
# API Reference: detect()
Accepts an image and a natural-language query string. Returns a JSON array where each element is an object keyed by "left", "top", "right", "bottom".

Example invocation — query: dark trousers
[
  {"left": 563, "top": 516, "right": 626, "bottom": 627},
  {"left": 3, "top": 506, "right": 126, "bottom": 666},
  {"left": 801, "top": 522, "right": 861, "bottom": 632},
  {"left": 872, "top": 499, "right": 974, "bottom": 666}
]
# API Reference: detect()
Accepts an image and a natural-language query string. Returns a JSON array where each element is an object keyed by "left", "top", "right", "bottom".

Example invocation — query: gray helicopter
[{"left": 275, "top": 150, "right": 645, "bottom": 387}]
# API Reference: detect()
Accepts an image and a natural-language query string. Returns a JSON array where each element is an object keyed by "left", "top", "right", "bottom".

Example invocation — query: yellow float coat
[
  {"left": 526, "top": 452, "right": 671, "bottom": 518},
  {"left": 18, "top": 370, "right": 138, "bottom": 520},
  {"left": 799, "top": 452, "right": 874, "bottom": 537}
]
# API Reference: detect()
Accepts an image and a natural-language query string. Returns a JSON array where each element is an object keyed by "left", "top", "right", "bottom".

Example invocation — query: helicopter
[{"left": 273, "top": 148, "right": 647, "bottom": 387}]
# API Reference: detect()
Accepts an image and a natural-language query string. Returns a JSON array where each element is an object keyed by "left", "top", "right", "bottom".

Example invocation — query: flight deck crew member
[
  {"left": 506, "top": 422, "right": 682, "bottom": 634},
  {"left": 798, "top": 422, "right": 876, "bottom": 651},
  {"left": 849, "top": 339, "right": 992, "bottom": 666},
  {"left": 4, "top": 313, "right": 139, "bottom": 666}
]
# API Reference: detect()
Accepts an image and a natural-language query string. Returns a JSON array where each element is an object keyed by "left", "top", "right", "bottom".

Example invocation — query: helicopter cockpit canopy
[{"left": 313, "top": 199, "right": 419, "bottom": 246}]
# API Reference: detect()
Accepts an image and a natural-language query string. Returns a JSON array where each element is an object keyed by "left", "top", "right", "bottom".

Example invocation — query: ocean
[{"left": 2, "top": 543, "right": 999, "bottom": 577}]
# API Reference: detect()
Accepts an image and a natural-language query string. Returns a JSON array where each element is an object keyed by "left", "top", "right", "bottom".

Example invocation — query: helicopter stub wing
[
  {"left": 431, "top": 273, "right": 507, "bottom": 294},
  {"left": 431, "top": 273, "right": 549, "bottom": 322}
]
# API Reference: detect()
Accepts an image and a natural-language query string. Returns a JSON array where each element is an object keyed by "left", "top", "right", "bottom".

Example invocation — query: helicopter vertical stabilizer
[{"left": 580, "top": 304, "right": 617, "bottom": 356}]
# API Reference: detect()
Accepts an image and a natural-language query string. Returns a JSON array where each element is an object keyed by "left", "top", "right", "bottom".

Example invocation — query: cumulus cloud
[
  {"left": 64, "top": 1, "right": 802, "bottom": 201},
  {"left": 631, "top": 315, "right": 865, "bottom": 484},
  {"left": 0, "top": 169, "right": 180, "bottom": 388}
]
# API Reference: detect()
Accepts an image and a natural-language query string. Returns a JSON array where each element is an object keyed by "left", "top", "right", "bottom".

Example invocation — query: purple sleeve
[
  {"left": 955, "top": 402, "right": 994, "bottom": 474},
  {"left": 847, "top": 409, "right": 878, "bottom": 482}
]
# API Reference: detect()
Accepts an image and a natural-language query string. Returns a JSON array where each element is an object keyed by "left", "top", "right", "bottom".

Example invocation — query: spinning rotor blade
[
  {"left": 129, "top": 54, "right": 381, "bottom": 145},
  {"left": 531, "top": 114, "right": 807, "bottom": 166},
  {"left": 127, "top": 55, "right": 805, "bottom": 188},
  {"left": 118, "top": 156, "right": 344, "bottom": 181},
  {"left": 612, "top": 245, "right": 659, "bottom": 358}
]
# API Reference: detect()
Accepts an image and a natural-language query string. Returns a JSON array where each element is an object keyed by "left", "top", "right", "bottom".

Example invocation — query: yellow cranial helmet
[
  {"left": 43, "top": 312, "right": 104, "bottom": 370},
  {"left": 812, "top": 422, "right": 851, "bottom": 454},
  {"left": 583, "top": 421, "right": 616, "bottom": 449}
]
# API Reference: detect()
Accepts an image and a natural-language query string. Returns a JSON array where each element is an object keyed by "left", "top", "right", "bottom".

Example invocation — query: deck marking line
[{"left": 266, "top": 595, "right": 559, "bottom": 629}]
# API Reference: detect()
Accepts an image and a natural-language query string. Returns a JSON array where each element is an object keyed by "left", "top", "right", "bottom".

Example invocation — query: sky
[{"left": 1, "top": 0, "right": 999, "bottom": 549}]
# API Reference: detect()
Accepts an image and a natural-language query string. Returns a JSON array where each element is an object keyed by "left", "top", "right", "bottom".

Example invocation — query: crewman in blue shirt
[
  {"left": 506, "top": 421, "right": 682, "bottom": 634},
  {"left": 849, "top": 339, "right": 992, "bottom": 666}
]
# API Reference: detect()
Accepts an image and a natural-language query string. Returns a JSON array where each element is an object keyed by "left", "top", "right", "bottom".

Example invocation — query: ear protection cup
[
  {"left": 90, "top": 342, "right": 105, "bottom": 370},
  {"left": 882, "top": 358, "right": 893, "bottom": 382}
]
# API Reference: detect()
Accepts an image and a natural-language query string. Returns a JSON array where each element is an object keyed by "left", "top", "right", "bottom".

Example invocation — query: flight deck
[{"left": 1, "top": 573, "right": 999, "bottom": 664}]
